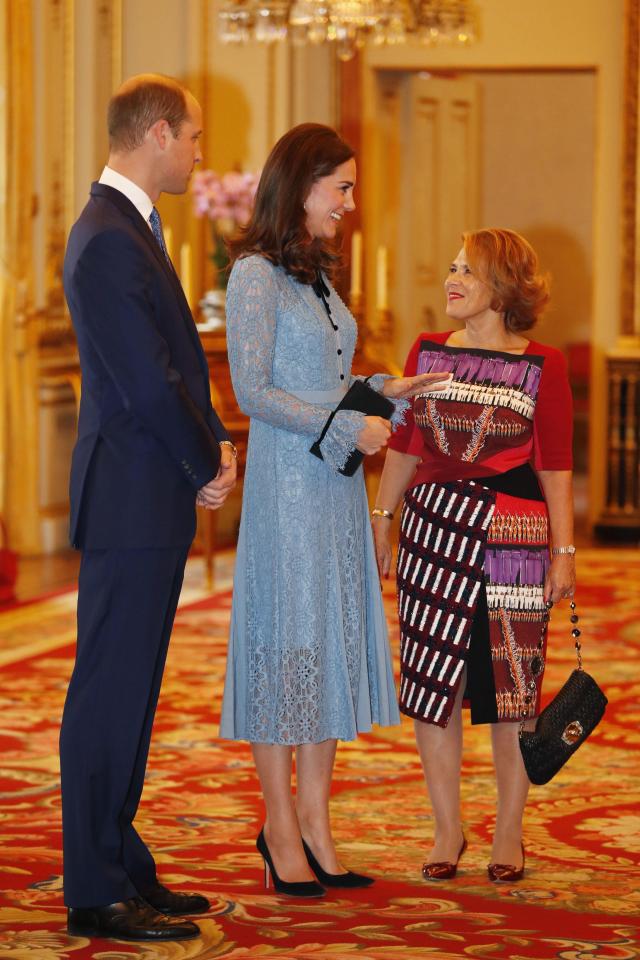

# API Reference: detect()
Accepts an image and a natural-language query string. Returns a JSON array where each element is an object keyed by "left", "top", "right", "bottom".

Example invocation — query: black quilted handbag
[{"left": 519, "top": 600, "right": 608, "bottom": 786}]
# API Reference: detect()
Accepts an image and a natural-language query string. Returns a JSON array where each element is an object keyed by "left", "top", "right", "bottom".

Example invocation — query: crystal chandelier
[{"left": 217, "top": 0, "right": 477, "bottom": 61}]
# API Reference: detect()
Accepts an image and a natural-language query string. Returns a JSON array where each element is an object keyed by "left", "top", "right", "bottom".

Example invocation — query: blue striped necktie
[{"left": 149, "top": 207, "right": 171, "bottom": 263}]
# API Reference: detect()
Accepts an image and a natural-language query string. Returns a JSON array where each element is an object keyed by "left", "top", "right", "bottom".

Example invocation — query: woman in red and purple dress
[{"left": 372, "top": 228, "right": 575, "bottom": 882}]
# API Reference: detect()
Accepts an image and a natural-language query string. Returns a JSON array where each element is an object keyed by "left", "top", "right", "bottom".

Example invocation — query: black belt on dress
[{"left": 469, "top": 463, "right": 544, "bottom": 501}]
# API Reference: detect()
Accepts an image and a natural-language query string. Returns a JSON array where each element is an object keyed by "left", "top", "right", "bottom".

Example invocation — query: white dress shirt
[{"left": 99, "top": 166, "right": 154, "bottom": 230}]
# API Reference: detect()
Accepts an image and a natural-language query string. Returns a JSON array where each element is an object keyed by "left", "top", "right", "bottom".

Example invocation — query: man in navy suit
[{"left": 60, "top": 74, "right": 236, "bottom": 942}]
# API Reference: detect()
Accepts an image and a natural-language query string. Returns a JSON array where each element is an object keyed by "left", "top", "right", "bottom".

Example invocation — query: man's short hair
[{"left": 108, "top": 74, "right": 189, "bottom": 152}]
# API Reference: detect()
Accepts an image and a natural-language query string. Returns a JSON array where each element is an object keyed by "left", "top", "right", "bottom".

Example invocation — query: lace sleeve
[
  {"left": 350, "top": 373, "right": 409, "bottom": 429},
  {"left": 226, "top": 257, "right": 365, "bottom": 469},
  {"left": 319, "top": 409, "right": 365, "bottom": 472}
]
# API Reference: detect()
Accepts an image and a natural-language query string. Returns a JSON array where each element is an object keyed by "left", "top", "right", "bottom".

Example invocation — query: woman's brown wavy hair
[
  {"left": 462, "top": 228, "right": 550, "bottom": 332},
  {"left": 227, "top": 123, "right": 355, "bottom": 285}
]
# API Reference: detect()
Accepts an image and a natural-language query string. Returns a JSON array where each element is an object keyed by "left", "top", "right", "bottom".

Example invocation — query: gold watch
[{"left": 219, "top": 440, "right": 238, "bottom": 459}]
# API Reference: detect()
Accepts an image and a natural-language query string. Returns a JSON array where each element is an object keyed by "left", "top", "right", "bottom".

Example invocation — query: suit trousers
[{"left": 59, "top": 544, "right": 189, "bottom": 907}]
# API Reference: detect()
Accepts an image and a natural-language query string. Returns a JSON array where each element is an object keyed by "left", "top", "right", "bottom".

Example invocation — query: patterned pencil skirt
[{"left": 397, "top": 476, "right": 550, "bottom": 728}]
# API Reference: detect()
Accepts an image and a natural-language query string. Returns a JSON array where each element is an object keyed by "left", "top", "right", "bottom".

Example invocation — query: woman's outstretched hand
[{"left": 382, "top": 372, "right": 453, "bottom": 400}]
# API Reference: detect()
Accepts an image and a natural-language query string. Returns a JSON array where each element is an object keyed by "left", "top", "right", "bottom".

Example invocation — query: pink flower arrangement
[
  {"left": 192, "top": 169, "right": 260, "bottom": 230},
  {"left": 192, "top": 169, "right": 260, "bottom": 290}
]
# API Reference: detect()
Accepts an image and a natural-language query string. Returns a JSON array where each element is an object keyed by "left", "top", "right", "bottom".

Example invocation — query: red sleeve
[
  {"left": 532, "top": 345, "right": 574, "bottom": 470},
  {"left": 388, "top": 333, "right": 427, "bottom": 457}
]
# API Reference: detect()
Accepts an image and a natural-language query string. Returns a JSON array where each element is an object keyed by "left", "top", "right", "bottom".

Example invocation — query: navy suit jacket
[{"left": 64, "top": 182, "right": 229, "bottom": 550}]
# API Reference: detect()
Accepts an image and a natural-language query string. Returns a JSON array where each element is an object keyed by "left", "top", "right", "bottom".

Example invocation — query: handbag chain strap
[{"left": 518, "top": 599, "right": 582, "bottom": 733}]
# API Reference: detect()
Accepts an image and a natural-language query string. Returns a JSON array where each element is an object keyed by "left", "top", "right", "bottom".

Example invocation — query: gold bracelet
[{"left": 371, "top": 508, "right": 394, "bottom": 520}]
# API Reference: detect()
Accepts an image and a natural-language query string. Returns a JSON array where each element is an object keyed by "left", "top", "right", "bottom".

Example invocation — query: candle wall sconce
[
  {"left": 348, "top": 236, "right": 396, "bottom": 363},
  {"left": 374, "top": 307, "right": 394, "bottom": 350}
]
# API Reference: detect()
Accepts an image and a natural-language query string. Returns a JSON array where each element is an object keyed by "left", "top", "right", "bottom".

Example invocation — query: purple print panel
[
  {"left": 417, "top": 343, "right": 544, "bottom": 401},
  {"left": 484, "top": 547, "right": 550, "bottom": 586}
]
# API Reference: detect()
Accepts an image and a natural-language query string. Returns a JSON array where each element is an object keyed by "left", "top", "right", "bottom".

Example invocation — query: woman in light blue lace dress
[{"left": 219, "top": 124, "right": 450, "bottom": 897}]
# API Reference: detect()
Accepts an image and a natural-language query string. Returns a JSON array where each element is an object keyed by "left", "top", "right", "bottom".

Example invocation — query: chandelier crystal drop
[{"left": 217, "top": 0, "right": 477, "bottom": 60}]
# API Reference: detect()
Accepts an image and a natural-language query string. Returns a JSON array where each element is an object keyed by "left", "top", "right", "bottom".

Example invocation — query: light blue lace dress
[{"left": 219, "top": 254, "right": 401, "bottom": 744}]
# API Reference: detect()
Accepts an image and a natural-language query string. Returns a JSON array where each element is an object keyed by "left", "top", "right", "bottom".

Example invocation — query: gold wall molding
[
  {"left": 1, "top": 1, "right": 41, "bottom": 552},
  {"left": 34, "top": 0, "right": 75, "bottom": 339},
  {"left": 109, "top": 0, "right": 123, "bottom": 84},
  {"left": 595, "top": 0, "right": 640, "bottom": 537},
  {"left": 64, "top": 0, "right": 74, "bottom": 235},
  {"left": 46, "top": 171, "right": 66, "bottom": 314},
  {"left": 2, "top": 0, "right": 124, "bottom": 553},
  {"left": 622, "top": 0, "right": 640, "bottom": 337}
]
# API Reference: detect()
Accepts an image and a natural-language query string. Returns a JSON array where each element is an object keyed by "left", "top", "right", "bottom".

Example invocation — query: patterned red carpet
[{"left": 0, "top": 547, "right": 638, "bottom": 959}]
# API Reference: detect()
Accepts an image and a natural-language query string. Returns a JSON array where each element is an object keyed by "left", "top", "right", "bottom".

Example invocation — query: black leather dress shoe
[
  {"left": 67, "top": 897, "right": 200, "bottom": 941},
  {"left": 141, "top": 882, "right": 210, "bottom": 916}
]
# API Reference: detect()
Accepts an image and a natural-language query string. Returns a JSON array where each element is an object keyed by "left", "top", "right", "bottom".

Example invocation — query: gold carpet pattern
[{"left": 0, "top": 547, "right": 638, "bottom": 958}]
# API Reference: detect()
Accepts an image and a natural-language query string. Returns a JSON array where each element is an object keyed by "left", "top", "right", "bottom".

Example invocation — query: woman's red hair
[{"left": 463, "top": 228, "right": 550, "bottom": 332}]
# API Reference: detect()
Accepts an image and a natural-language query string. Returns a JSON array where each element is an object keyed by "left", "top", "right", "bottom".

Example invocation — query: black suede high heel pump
[
  {"left": 256, "top": 829, "right": 325, "bottom": 898},
  {"left": 302, "top": 838, "right": 375, "bottom": 888}
]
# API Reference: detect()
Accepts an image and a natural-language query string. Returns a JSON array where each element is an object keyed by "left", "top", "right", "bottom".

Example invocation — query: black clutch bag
[
  {"left": 310, "top": 379, "right": 395, "bottom": 477},
  {"left": 519, "top": 600, "right": 608, "bottom": 785}
]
